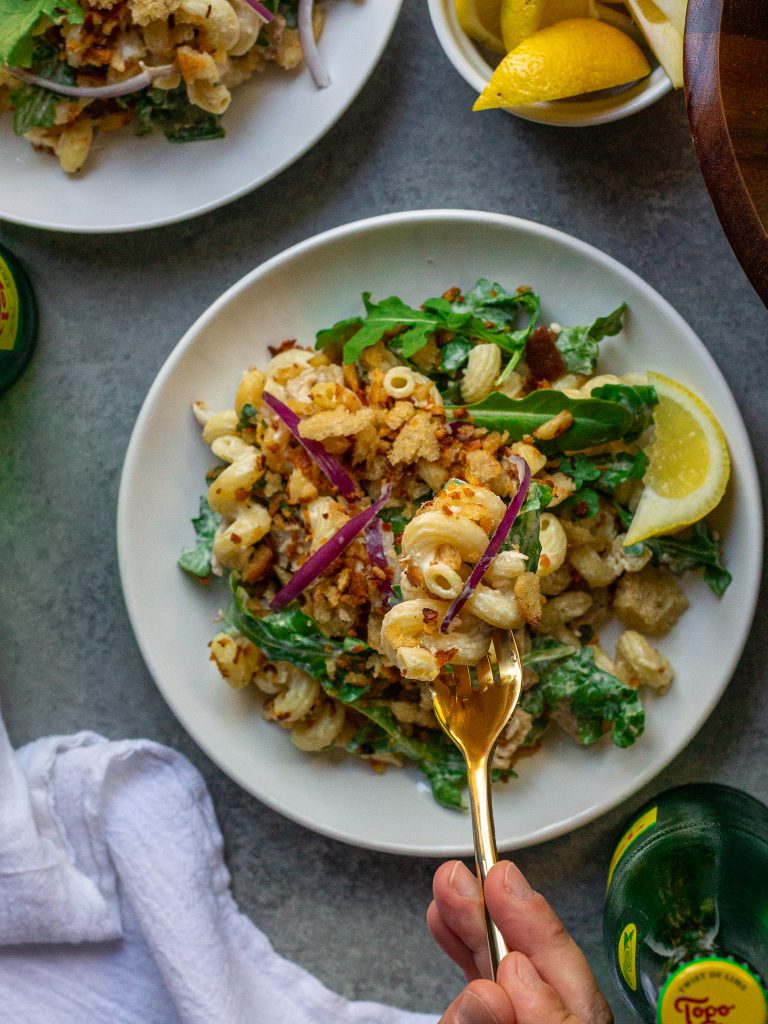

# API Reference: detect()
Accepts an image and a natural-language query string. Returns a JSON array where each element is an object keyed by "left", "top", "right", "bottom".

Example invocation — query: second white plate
[
  {"left": 117, "top": 210, "right": 762, "bottom": 855},
  {"left": 0, "top": 1, "right": 402, "bottom": 233}
]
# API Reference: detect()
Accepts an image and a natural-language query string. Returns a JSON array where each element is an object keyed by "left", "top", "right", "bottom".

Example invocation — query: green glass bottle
[
  {"left": 0, "top": 242, "right": 37, "bottom": 395},
  {"left": 603, "top": 783, "right": 768, "bottom": 1024}
]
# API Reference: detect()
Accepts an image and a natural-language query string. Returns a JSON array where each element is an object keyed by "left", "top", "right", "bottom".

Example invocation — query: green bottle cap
[{"left": 0, "top": 244, "right": 37, "bottom": 395}]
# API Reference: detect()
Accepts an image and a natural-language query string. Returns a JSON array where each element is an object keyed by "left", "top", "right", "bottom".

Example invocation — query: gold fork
[{"left": 430, "top": 629, "right": 523, "bottom": 980}]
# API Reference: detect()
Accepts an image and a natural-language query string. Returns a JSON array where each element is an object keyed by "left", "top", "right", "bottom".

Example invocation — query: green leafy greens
[
  {"left": 504, "top": 481, "right": 552, "bottom": 572},
  {"left": 555, "top": 304, "right": 626, "bottom": 375},
  {"left": 134, "top": 86, "right": 225, "bottom": 142},
  {"left": 315, "top": 280, "right": 540, "bottom": 375},
  {"left": 178, "top": 496, "right": 220, "bottom": 578},
  {"left": 525, "top": 640, "right": 645, "bottom": 749},
  {"left": 9, "top": 38, "right": 76, "bottom": 135},
  {"left": 0, "top": 0, "right": 83, "bottom": 67},
  {"left": 624, "top": 520, "right": 731, "bottom": 596}
]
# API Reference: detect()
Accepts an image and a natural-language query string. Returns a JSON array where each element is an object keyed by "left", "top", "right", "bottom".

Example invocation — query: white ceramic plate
[
  {"left": 0, "top": 2, "right": 402, "bottom": 233},
  {"left": 117, "top": 210, "right": 762, "bottom": 856}
]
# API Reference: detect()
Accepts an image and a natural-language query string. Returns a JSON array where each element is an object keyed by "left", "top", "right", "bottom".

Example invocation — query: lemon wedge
[
  {"left": 473, "top": 19, "right": 651, "bottom": 109},
  {"left": 623, "top": 0, "right": 683, "bottom": 87},
  {"left": 500, "top": 0, "right": 593, "bottom": 51},
  {"left": 624, "top": 372, "right": 731, "bottom": 546},
  {"left": 456, "top": 0, "right": 506, "bottom": 54}
]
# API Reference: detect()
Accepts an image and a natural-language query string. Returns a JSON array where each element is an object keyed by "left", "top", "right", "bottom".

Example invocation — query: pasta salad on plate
[
  {"left": 179, "top": 278, "right": 731, "bottom": 810},
  {"left": 0, "top": 0, "right": 332, "bottom": 173}
]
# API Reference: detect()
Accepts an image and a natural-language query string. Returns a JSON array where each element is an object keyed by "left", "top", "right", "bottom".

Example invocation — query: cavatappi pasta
[{"left": 179, "top": 279, "right": 731, "bottom": 808}]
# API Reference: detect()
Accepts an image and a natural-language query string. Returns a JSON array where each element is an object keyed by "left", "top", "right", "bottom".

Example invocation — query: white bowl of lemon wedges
[{"left": 428, "top": 0, "right": 686, "bottom": 126}]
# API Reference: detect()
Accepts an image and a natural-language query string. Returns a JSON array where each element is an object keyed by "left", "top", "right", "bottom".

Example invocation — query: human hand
[{"left": 428, "top": 860, "right": 613, "bottom": 1024}]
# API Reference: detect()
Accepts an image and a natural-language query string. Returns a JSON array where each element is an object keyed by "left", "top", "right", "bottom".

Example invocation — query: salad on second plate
[
  {"left": 0, "top": 0, "right": 331, "bottom": 172},
  {"left": 179, "top": 278, "right": 731, "bottom": 809}
]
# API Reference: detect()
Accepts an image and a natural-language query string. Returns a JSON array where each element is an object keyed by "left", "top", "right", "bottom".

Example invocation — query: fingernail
[
  {"left": 450, "top": 862, "right": 480, "bottom": 900},
  {"left": 503, "top": 861, "right": 535, "bottom": 900},
  {"left": 457, "top": 990, "right": 500, "bottom": 1024},
  {"left": 515, "top": 954, "right": 543, "bottom": 989}
]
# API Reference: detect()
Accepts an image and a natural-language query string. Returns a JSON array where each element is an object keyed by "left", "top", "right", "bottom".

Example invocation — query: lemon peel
[
  {"left": 624, "top": 372, "right": 731, "bottom": 546},
  {"left": 473, "top": 18, "right": 651, "bottom": 109}
]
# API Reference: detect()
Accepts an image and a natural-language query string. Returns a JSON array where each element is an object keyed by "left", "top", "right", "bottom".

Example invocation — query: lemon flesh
[
  {"left": 474, "top": 18, "right": 651, "bottom": 109},
  {"left": 500, "top": 0, "right": 593, "bottom": 51},
  {"left": 456, "top": 0, "right": 506, "bottom": 54},
  {"left": 624, "top": 372, "right": 731, "bottom": 546}
]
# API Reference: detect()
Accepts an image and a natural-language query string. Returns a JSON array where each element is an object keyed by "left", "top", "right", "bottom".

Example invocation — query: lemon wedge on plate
[
  {"left": 624, "top": 372, "right": 731, "bottom": 546},
  {"left": 473, "top": 18, "right": 651, "bottom": 109},
  {"left": 456, "top": 0, "right": 507, "bottom": 54}
]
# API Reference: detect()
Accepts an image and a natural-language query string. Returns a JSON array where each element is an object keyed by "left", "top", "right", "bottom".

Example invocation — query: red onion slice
[
  {"left": 10, "top": 61, "right": 176, "bottom": 99},
  {"left": 439, "top": 456, "right": 531, "bottom": 633},
  {"left": 242, "top": 0, "right": 275, "bottom": 20},
  {"left": 298, "top": 0, "right": 331, "bottom": 89},
  {"left": 271, "top": 484, "right": 392, "bottom": 608},
  {"left": 262, "top": 390, "right": 357, "bottom": 498},
  {"left": 364, "top": 515, "right": 395, "bottom": 600}
]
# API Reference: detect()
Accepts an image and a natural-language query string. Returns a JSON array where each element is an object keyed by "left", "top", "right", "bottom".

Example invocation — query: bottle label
[
  {"left": 657, "top": 958, "right": 768, "bottom": 1024},
  {"left": 607, "top": 805, "right": 658, "bottom": 888},
  {"left": 0, "top": 255, "right": 19, "bottom": 352},
  {"left": 618, "top": 923, "right": 638, "bottom": 991}
]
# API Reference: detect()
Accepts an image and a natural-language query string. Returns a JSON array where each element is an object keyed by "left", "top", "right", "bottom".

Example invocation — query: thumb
[{"left": 497, "top": 953, "right": 611, "bottom": 1024}]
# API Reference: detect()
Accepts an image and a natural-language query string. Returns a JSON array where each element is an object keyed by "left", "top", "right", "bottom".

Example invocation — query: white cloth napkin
[{"left": 0, "top": 716, "right": 438, "bottom": 1024}]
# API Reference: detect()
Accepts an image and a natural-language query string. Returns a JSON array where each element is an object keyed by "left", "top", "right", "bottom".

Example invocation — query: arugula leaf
[
  {"left": 452, "top": 280, "right": 539, "bottom": 332},
  {"left": 0, "top": 0, "right": 83, "bottom": 67},
  {"left": 505, "top": 481, "right": 552, "bottom": 571},
  {"left": 178, "top": 496, "right": 220, "bottom": 578},
  {"left": 631, "top": 521, "right": 731, "bottom": 596},
  {"left": 457, "top": 390, "right": 633, "bottom": 453},
  {"left": 134, "top": 86, "right": 225, "bottom": 142},
  {"left": 535, "top": 643, "right": 645, "bottom": 748},
  {"left": 226, "top": 580, "right": 371, "bottom": 702},
  {"left": 557, "top": 453, "right": 648, "bottom": 513},
  {"left": 440, "top": 337, "right": 473, "bottom": 373},
  {"left": 521, "top": 641, "right": 578, "bottom": 668},
  {"left": 590, "top": 383, "right": 658, "bottom": 442},
  {"left": 9, "top": 38, "right": 76, "bottom": 135},
  {"left": 316, "top": 282, "right": 539, "bottom": 369},
  {"left": 555, "top": 304, "right": 626, "bottom": 375}
]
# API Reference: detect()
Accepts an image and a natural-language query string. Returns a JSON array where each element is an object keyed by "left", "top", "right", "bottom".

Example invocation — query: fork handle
[{"left": 466, "top": 758, "right": 509, "bottom": 980}]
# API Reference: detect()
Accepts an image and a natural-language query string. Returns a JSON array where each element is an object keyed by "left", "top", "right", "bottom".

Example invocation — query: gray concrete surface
[{"left": 1, "top": 2, "right": 767, "bottom": 1021}]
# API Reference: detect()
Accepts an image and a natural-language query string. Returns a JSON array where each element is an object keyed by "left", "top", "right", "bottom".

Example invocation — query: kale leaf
[
  {"left": 0, "top": 0, "right": 83, "bottom": 67},
  {"left": 178, "top": 496, "right": 220, "bottom": 578},
  {"left": 134, "top": 85, "right": 225, "bottom": 142},
  {"left": 456, "top": 389, "right": 634, "bottom": 453},
  {"left": 533, "top": 642, "right": 645, "bottom": 748},
  {"left": 555, "top": 304, "right": 626, "bottom": 375}
]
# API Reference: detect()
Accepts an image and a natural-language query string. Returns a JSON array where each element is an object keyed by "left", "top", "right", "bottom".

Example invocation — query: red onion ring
[
  {"left": 439, "top": 455, "right": 531, "bottom": 633},
  {"left": 271, "top": 484, "right": 392, "bottom": 609},
  {"left": 298, "top": 0, "right": 331, "bottom": 89},
  {"left": 10, "top": 61, "right": 176, "bottom": 99}
]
